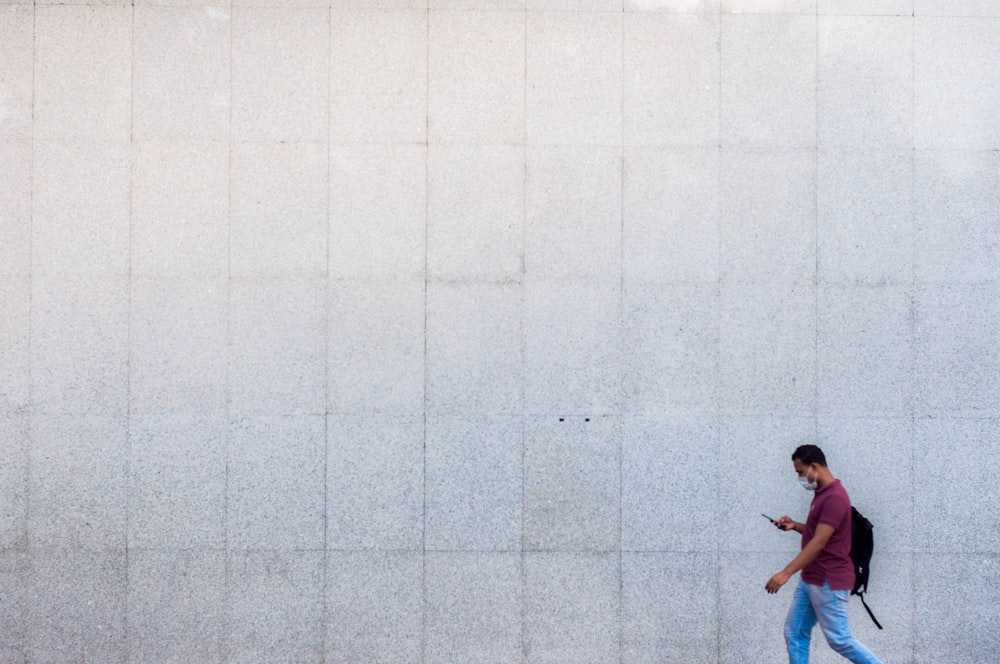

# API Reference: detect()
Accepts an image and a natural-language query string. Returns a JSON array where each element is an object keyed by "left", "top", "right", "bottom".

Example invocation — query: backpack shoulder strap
[{"left": 856, "top": 591, "right": 884, "bottom": 630}]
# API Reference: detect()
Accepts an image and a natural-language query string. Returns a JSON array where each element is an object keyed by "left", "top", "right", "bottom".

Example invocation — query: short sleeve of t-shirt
[{"left": 818, "top": 491, "right": 849, "bottom": 529}]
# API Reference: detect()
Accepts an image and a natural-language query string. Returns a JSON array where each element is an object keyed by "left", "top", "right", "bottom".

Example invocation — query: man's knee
[{"left": 823, "top": 631, "right": 855, "bottom": 655}]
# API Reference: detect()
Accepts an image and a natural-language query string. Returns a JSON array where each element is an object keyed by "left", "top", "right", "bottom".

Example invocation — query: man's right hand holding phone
[{"left": 775, "top": 515, "right": 801, "bottom": 533}]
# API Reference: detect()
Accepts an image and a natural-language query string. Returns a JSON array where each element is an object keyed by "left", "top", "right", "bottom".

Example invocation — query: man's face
[{"left": 792, "top": 458, "right": 815, "bottom": 479}]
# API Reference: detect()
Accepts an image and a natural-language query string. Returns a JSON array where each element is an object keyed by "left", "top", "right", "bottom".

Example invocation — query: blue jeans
[{"left": 784, "top": 580, "right": 884, "bottom": 664}]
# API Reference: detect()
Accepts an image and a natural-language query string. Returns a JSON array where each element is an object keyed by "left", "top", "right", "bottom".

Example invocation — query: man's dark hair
[{"left": 792, "top": 444, "right": 827, "bottom": 467}]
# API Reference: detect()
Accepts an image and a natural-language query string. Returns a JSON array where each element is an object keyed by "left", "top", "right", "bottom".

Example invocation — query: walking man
[{"left": 765, "top": 445, "right": 885, "bottom": 664}]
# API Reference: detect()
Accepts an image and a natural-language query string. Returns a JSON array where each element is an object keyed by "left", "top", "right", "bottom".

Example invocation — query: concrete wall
[{"left": 2, "top": 0, "right": 999, "bottom": 662}]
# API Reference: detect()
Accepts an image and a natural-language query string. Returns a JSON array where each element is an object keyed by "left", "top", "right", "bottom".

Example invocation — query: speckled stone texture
[{"left": 2, "top": 2, "right": 999, "bottom": 662}]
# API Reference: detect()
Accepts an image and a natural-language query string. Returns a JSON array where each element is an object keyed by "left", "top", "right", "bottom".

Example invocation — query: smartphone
[{"left": 762, "top": 513, "right": 778, "bottom": 525}]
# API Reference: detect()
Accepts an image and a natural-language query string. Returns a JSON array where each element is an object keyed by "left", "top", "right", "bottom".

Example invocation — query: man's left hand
[{"left": 765, "top": 571, "right": 791, "bottom": 594}]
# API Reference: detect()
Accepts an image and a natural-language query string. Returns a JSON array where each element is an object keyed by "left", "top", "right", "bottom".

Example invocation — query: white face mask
[{"left": 799, "top": 467, "right": 818, "bottom": 492}]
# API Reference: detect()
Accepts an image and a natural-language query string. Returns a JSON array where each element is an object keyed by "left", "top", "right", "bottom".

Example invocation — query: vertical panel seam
[
  {"left": 618, "top": 8, "right": 625, "bottom": 664},
  {"left": 521, "top": 5, "right": 529, "bottom": 663},
  {"left": 716, "top": 11, "right": 724, "bottom": 664},
  {"left": 223, "top": 2, "right": 234, "bottom": 661},
  {"left": 814, "top": 9, "right": 820, "bottom": 436},
  {"left": 123, "top": 2, "right": 136, "bottom": 659},
  {"left": 26, "top": 0, "right": 36, "bottom": 562},
  {"left": 321, "top": 4, "right": 332, "bottom": 663},
  {"left": 23, "top": 14, "right": 38, "bottom": 659},
  {"left": 910, "top": 12, "right": 917, "bottom": 664},
  {"left": 422, "top": 7, "right": 430, "bottom": 663}
]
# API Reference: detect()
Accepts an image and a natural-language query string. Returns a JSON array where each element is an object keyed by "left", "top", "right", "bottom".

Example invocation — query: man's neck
[{"left": 816, "top": 468, "right": 836, "bottom": 489}]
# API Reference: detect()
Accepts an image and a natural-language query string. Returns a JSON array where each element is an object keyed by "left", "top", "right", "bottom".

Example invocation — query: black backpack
[{"left": 849, "top": 506, "right": 883, "bottom": 629}]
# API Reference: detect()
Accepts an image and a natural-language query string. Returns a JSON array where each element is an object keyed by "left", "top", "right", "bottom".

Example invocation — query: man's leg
[
  {"left": 807, "top": 582, "right": 885, "bottom": 664},
  {"left": 784, "top": 580, "right": 817, "bottom": 664}
]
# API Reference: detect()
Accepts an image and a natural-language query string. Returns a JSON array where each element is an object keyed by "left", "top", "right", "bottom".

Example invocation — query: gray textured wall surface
[{"left": 1, "top": 0, "right": 999, "bottom": 662}]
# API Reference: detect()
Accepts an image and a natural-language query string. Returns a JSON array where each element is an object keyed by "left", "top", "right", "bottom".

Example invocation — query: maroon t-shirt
[{"left": 800, "top": 479, "right": 855, "bottom": 590}]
